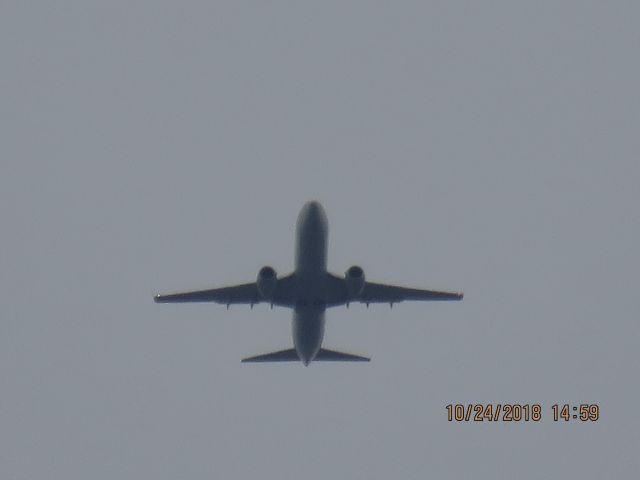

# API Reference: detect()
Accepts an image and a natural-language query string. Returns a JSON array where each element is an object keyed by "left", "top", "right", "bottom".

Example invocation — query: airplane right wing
[
  {"left": 154, "top": 283, "right": 259, "bottom": 304},
  {"left": 154, "top": 274, "right": 296, "bottom": 307}
]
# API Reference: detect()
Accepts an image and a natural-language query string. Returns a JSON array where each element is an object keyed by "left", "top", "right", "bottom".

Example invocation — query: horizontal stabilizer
[
  {"left": 241, "top": 349, "right": 299, "bottom": 363},
  {"left": 241, "top": 348, "right": 370, "bottom": 363},
  {"left": 314, "top": 348, "right": 370, "bottom": 362}
]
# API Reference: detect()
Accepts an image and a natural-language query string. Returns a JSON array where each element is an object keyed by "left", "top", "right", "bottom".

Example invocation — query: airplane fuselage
[{"left": 293, "top": 201, "right": 329, "bottom": 365}]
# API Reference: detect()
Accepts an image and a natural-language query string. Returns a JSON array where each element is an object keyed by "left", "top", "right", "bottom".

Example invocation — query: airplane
[{"left": 154, "top": 201, "right": 463, "bottom": 365}]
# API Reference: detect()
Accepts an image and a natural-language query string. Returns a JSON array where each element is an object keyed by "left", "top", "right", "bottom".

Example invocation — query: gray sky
[{"left": 2, "top": 1, "right": 638, "bottom": 478}]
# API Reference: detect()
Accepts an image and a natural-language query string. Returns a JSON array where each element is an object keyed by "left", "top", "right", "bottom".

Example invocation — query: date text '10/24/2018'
[{"left": 446, "top": 404, "right": 600, "bottom": 422}]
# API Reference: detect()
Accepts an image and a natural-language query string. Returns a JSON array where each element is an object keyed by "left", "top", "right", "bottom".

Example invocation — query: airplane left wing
[
  {"left": 325, "top": 273, "right": 462, "bottom": 306},
  {"left": 154, "top": 274, "right": 295, "bottom": 307},
  {"left": 359, "top": 282, "right": 463, "bottom": 303}
]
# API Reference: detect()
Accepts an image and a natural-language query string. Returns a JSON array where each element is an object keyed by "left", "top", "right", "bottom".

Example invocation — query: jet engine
[
  {"left": 345, "top": 265, "right": 365, "bottom": 298},
  {"left": 257, "top": 266, "right": 277, "bottom": 299}
]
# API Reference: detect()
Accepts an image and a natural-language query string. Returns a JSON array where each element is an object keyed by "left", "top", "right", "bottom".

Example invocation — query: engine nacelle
[
  {"left": 257, "top": 266, "right": 277, "bottom": 299},
  {"left": 345, "top": 265, "right": 365, "bottom": 298}
]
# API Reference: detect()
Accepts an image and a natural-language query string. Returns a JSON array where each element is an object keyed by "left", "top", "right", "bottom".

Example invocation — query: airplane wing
[
  {"left": 154, "top": 282, "right": 259, "bottom": 304},
  {"left": 325, "top": 273, "right": 462, "bottom": 306},
  {"left": 359, "top": 281, "right": 463, "bottom": 304},
  {"left": 154, "top": 274, "right": 295, "bottom": 307}
]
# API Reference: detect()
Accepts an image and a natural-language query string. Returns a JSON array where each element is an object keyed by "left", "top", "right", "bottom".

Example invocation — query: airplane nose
[
  {"left": 305, "top": 201, "right": 322, "bottom": 217},
  {"left": 304, "top": 201, "right": 327, "bottom": 225},
  {"left": 297, "top": 201, "right": 328, "bottom": 232}
]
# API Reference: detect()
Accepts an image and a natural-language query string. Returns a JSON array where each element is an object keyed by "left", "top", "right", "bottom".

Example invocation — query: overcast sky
[{"left": 2, "top": 1, "right": 639, "bottom": 479}]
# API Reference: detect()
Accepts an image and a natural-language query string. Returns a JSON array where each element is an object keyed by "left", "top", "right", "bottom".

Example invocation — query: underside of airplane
[{"left": 154, "top": 201, "right": 463, "bottom": 365}]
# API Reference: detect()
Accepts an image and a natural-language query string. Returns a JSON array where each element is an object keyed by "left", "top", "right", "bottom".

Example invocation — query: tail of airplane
[
  {"left": 241, "top": 349, "right": 299, "bottom": 362},
  {"left": 241, "top": 348, "right": 370, "bottom": 363},
  {"left": 315, "top": 349, "right": 370, "bottom": 362}
]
